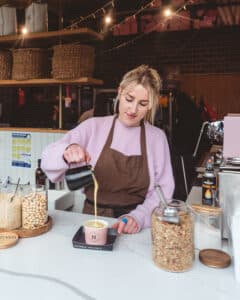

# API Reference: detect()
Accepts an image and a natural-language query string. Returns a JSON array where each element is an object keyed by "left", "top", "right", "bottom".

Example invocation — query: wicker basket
[
  {"left": 52, "top": 44, "right": 95, "bottom": 79},
  {"left": 12, "top": 48, "right": 50, "bottom": 80},
  {"left": 0, "top": 50, "right": 12, "bottom": 80}
]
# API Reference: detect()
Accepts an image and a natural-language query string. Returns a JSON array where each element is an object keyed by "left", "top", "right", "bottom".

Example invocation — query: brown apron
[{"left": 83, "top": 116, "right": 150, "bottom": 218}]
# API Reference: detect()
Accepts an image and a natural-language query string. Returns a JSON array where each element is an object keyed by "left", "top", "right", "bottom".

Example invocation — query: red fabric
[
  {"left": 18, "top": 88, "right": 25, "bottom": 107},
  {"left": 139, "top": 14, "right": 159, "bottom": 33},
  {"left": 168, "top": 11, "right": 190, "bottom": 31},
  {"left": 194, "top": 8, "right": 217, "bottom": 29},
  {"left": 113, "top": 17, "right": 137, "bottom": 36},
  {"left": 201, "top": 101, "right": 218, "bottom": 122},
  {"left": 151, "top": 0, "right": 162, "bottom": 7},
  {"left": 66, "top": 85, "right": 71, "bottom": 98}
]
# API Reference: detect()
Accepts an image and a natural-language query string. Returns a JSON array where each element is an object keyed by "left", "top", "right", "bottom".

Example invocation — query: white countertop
[{"left": 0, "top": 209, "right": 239, "bottom": 300}]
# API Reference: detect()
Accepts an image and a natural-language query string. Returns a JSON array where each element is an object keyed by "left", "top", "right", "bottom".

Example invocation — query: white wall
[
  {"left": 0, "top": 129, "right": 87, "bottom": 213},
  {"left": 0, "top": 129, "right": 64, "bottom": 184}
]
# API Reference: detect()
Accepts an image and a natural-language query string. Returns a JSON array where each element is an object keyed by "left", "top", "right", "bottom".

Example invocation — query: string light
[
  {"left": 163, "top": 8, "right": 173, "bottom": 18},
  {"left": 63, "top": 0, "right": 196, "bottom": 55},
  {"left": 21, "top": 27, "right": 28, "bottom": 35},
  {"left": 104, "top": 15, "right": 112, "bottom": 25},
  {"left": 99, "top": 0, "right": 194, "bottom": 55},
  {"left": 65, "top": 0, "right": 193, "bottom": 32},
  {"left": 108, "top": 1, "right": 159, "bottom": 33},
  {"left": 66, "top": 0, "right": 114, "bottom": 30},
  {"left": 65, "top": 0, "right": 161, "bottom": 32}
]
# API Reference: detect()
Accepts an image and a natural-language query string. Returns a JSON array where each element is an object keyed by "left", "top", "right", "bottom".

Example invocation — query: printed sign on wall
[{"left": 12, "top": 133, "right": 31, "bottom": 168}]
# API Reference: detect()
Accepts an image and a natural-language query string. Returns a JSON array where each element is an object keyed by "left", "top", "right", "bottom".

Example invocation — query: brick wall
[
  {"left": 95, "top": 27, "right": 240, "bottom": 87},
  {"left": 95, "top": 27, "right": 240, "bottom": 116}
]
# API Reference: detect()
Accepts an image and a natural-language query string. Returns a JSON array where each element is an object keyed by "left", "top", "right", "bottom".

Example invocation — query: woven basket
[
  {"left": 0, "top": 50, "right": 12, "bottom": 80},
  {"left": 52, "top": 44, "right": 95, "bottom": 79},
  {"left": 12, "top": 48, "right": 50, "bottom": 80}
]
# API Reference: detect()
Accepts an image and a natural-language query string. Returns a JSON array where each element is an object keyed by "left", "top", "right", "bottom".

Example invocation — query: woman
[{"left": 41, "top": 65, "right": 174, "bottom": 234}]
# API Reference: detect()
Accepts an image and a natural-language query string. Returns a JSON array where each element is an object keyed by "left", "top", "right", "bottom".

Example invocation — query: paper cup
[{"left": 84, "top": 219, "right": 108, "bottom": 245}]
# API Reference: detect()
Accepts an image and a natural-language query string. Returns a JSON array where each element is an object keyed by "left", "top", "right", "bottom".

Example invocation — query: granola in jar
[
  {"left": 22, "top": 185, "right": 47, "bottom": 229},
  {"left": 152, "top": 200, "right": 194, "bottom": 272}
]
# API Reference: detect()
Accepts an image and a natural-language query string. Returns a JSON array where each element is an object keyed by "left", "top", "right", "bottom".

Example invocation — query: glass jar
[
  {"left": 191, "top": 204, "right": 222, "bottom": 250},
  {"left": 0, "top": 183, "right": 22, "bottom": 229},
  {"left": 22, "top": 184, "right": 48, "bottom": 229},
  {"left": 151, "top": 200, "right": 194, "bottom": 272}
]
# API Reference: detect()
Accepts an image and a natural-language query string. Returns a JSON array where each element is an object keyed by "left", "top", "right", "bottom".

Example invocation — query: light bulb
[
  {"left": 163, "top": 8, "right": 172, "bottom": 17},
  {"left": 21, "top": 27, "right": 28, "bottom": 35},
  {"left": 104, "top": 15, "right": 112, "bottom": 25}
]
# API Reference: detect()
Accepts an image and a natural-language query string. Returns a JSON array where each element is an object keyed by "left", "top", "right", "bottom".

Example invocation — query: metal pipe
[
  {"left": 180, "top": 155, "right": 189, "bottom": 196},
  {"left": 59, "top": 84, "right": 63, "bottom": 129},
  {"left": 168, "top": 92, "right": 173, "bottom": 145},
  {"left": 193, "top": 121, "right": 209, "bottom": 158}
]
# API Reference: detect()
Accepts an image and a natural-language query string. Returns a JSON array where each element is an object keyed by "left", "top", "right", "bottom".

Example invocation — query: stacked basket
[
  {"left": 12, "top": 48, "right": 50, "bottom": 80},
  {"left": 52, "top": 44, "right": 95, "bottom": 79},
  {"left": 1, "top": 44, "right": 95, "bottom": 81},
  {"left": 0, "top": 50, "right": 12, "bottom": 79}
]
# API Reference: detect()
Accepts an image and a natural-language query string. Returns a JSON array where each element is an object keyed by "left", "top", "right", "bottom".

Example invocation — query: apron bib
[{"left": 83, "top": 116, "right": 150, "bottom": 217}]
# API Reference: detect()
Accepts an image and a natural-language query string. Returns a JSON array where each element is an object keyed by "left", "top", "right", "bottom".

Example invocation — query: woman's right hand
[{"left": 63, "top": 144, "right": 91, "bottom": 164}]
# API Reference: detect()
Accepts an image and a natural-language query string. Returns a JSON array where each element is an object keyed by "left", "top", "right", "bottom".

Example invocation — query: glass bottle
[
  {"left": 151, "top": 200, "right": 194, "bottom": 272},
  {"left": 35, "top": 158, "right": 46, "bottom": 186},
  {"left": 202, "top": 158, "right": 217, "bottom": 206}
]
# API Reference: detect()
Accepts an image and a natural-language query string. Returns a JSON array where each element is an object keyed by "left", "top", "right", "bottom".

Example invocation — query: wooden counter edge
[{"left": 0, "top": 127, "right": 67, "bottom": 133}]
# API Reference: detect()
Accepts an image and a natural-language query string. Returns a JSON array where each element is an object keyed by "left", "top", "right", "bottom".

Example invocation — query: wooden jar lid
[
  {"left": 191, "top": 204, "right": 222, "bottom": 215},
  {"left": 199, "top": 249, "right": 231, "bottom": 268},
  {"left": 0, "top": 232, "right": 19, "bottom": 249}
]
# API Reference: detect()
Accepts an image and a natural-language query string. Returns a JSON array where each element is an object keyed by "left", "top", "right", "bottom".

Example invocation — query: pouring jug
[{"left": 65, "top": 165, "right": 94, "bottom": 191}]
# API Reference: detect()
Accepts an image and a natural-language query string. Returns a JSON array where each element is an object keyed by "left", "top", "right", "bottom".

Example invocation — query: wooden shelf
[
  {"left": 0, "top": 28, "right": 103, "bottom": 47},
  {"left": 0, "top": 127, "right": 67, "bottom": 133},
  {"left": 0, "top": 77, "right": 104, "bottom": 87}
]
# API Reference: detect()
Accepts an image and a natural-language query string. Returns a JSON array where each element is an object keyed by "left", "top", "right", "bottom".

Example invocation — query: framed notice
[{"left": 11, "top": 133, "right": 31, "bottom": 168}]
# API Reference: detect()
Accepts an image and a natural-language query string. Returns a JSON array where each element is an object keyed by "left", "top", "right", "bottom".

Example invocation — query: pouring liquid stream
[{"left": 91, "top": 169, "right": 99, "bottom": 225}]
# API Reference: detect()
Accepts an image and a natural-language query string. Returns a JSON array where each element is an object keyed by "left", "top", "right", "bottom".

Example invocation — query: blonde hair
[{"left": 116, "top": 65, "right": 161, "bottom": 124}]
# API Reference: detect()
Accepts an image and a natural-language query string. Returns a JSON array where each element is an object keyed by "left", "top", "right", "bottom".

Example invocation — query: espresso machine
[
  {"left": 219, "top": 115, "right": 240, "bottom": 238},
  {"left": 193, "top": 116, "right": 240, "bottom": 239}
]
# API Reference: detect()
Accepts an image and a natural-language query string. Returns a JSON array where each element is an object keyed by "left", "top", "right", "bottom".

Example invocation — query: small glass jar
[
  {"left": 22, "top": 184, "right": 48, "bottom": 229},
  {"left": 191, "top": 204, "right": 222, "bottom": 250},
  {"left": 0, "top": 183, "right": 22, "bottom": 229},
  {"left": 151, "top": 200, "right": 194, "bottom": 272}
]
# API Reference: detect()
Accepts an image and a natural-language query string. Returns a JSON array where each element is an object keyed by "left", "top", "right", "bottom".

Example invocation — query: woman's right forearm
[
  {"left": 41, "top": 120, "right": 92, "bottom": 182},
  {"left": 41, "top": 141, "right": 71, "bottom": 182}
]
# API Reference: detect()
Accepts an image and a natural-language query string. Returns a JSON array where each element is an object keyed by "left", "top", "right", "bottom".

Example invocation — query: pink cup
[{"left": 84, "top": 219, "right": 108, "bottom": 245}]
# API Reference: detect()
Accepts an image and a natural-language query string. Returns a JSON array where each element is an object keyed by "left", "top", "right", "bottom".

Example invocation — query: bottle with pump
[
  {"left": 35, "top": 159, "right": 46, "bottom": 186},
  {"left": 202, "top": 158, "right": 217, "bottom": 206}
]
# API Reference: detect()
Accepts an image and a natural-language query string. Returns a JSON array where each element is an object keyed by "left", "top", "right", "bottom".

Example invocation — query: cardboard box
[
  {"left": 0, "top": 6, "right": 17, "bottom": 36},
  {"left": 25, "top": 2, "right": 48, "bottom": 33}
]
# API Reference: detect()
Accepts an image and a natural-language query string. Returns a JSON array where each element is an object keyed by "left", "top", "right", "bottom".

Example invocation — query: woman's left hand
[{"left": 112, "top": 216, "right": 139, "bottom": 234}]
